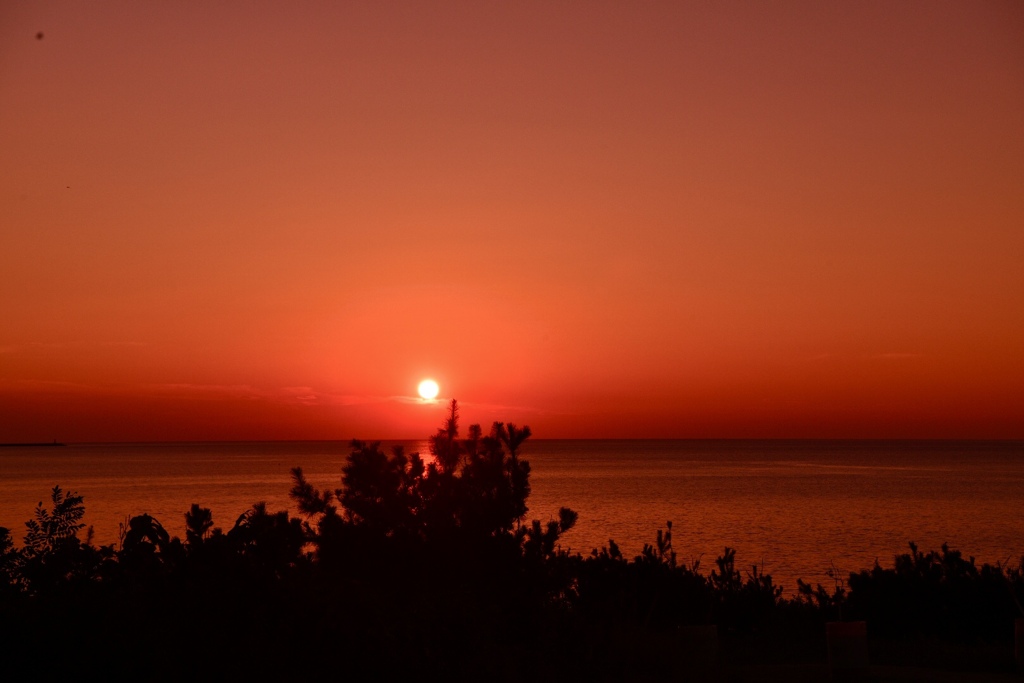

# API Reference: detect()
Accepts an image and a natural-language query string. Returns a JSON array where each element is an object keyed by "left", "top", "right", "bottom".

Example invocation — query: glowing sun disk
[{"left": 418, "top": 379, "right": 439, "bottom": 400}]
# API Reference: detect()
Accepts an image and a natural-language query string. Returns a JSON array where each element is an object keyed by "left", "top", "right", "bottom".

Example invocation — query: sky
[{"left": 1, "top": 1, "right": 1022, "bottom": 441}]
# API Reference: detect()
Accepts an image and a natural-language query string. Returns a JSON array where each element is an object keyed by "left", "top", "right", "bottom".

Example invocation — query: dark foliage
[
  {"left": 1, "top": 409, "right": 1021, "bottom": 680},
  {"left": 843, "top": 542, "right": 1024, "bottom": 643}
]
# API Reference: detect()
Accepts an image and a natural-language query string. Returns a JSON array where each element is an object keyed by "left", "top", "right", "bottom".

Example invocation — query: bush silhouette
[{"left": 1, "top": 408, "right": 1023, "bottom": 680}]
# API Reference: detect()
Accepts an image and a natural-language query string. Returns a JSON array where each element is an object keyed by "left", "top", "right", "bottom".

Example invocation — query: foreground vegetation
[{"left": 1, "top": 402, "right": 1021, "bottom": 680}]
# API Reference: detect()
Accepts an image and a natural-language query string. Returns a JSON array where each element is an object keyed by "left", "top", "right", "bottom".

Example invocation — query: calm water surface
[{"left": 2, "top": 439, "right": 1021, "bottom": 591}]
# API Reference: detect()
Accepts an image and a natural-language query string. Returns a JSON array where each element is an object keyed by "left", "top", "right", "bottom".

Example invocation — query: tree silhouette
[
  {"left": 5, "top": 414, "right": 1023, "bottom": 678},
  {"left": 340, "top": 441, "right": 423, "bottom": 534},
  {"left": 521, "top": 507, "right": 578, "bottom": 559},
  {"left": 122, "top": 514, "right": 170, "bottom": 551},
  {"left": 227, "top": 502, "right": 306, "bottom": 579},
  {"left": 288, "top": 466, "right": 336, "bottom": 518},
  {"left": 11, "top": 486, "right": 106, "bottom": 596},
  {"left": 184, "top": 504, "right": 214, "bottom": 548},
  {"left": 22, "top": 486, "right": 86, "bottom": 556},
  {"left": 429, "top": 398, "right": 463, "bottom": 474},
  {"left": 497, "top": 422, "right": 532, "bottom": 460},
  {"left": 0, "top": 527, "right": 17, "bottom": 595},
  {"left": 116, "top": 513, "right": 177, "bottom": 582}
]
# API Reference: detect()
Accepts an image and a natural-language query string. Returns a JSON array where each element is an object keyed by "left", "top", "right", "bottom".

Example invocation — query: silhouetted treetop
[
  {"left": 341, "top": 441, "right": 423, "bottom": 533},
  {"left": 287, "top": 399, "right": 558, "bottom": 555},
  {"left": 289, "top": 466, "right": 337, "bottom": 519},
  {"left": 23, "top": 486, "right": 85, "bottom": 556},
  {"left": 184, "top": 503, "right": 214, "bottom": 547}
]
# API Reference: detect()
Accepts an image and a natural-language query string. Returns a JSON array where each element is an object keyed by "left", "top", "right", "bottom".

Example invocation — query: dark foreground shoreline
[{"left": 2, "top": 409, "right": 1021, "bottom": 681}]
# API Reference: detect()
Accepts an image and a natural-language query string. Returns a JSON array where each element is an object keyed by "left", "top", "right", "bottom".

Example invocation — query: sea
[{"left": 1, "top": 439, "right": 1022, "bottom": 592}]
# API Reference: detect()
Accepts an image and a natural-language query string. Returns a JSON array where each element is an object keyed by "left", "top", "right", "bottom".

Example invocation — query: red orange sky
[{"left": 1, "top": 2, "right": 1022, "bottom": 441}]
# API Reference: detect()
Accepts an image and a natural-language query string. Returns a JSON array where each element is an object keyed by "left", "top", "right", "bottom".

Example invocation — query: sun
[{"left": 417, "top": 379, "right": 440, "bottom": 400}]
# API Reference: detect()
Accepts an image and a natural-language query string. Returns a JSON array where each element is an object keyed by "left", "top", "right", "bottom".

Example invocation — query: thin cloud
[
  {"left": 386, "top": 395, "right": 540, "bottom": 415},
  {"left": 280, "top": 386, "right": 321, "bottom": 405},
  {"left": 391, "top": 394, "right": 441, "bottom": 405},
  {"left": 327, "top": 393, "right": 392, "bottom": 406}
]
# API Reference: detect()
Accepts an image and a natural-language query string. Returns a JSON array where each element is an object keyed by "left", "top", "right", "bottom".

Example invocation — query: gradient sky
[{"left": 2, "top": 1, "right": 1022, "bottom": 441}]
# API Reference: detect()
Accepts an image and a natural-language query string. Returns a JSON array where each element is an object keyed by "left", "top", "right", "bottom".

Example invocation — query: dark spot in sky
[{"left": 36, "top": 32, "right": 44, "bottom": 40}]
